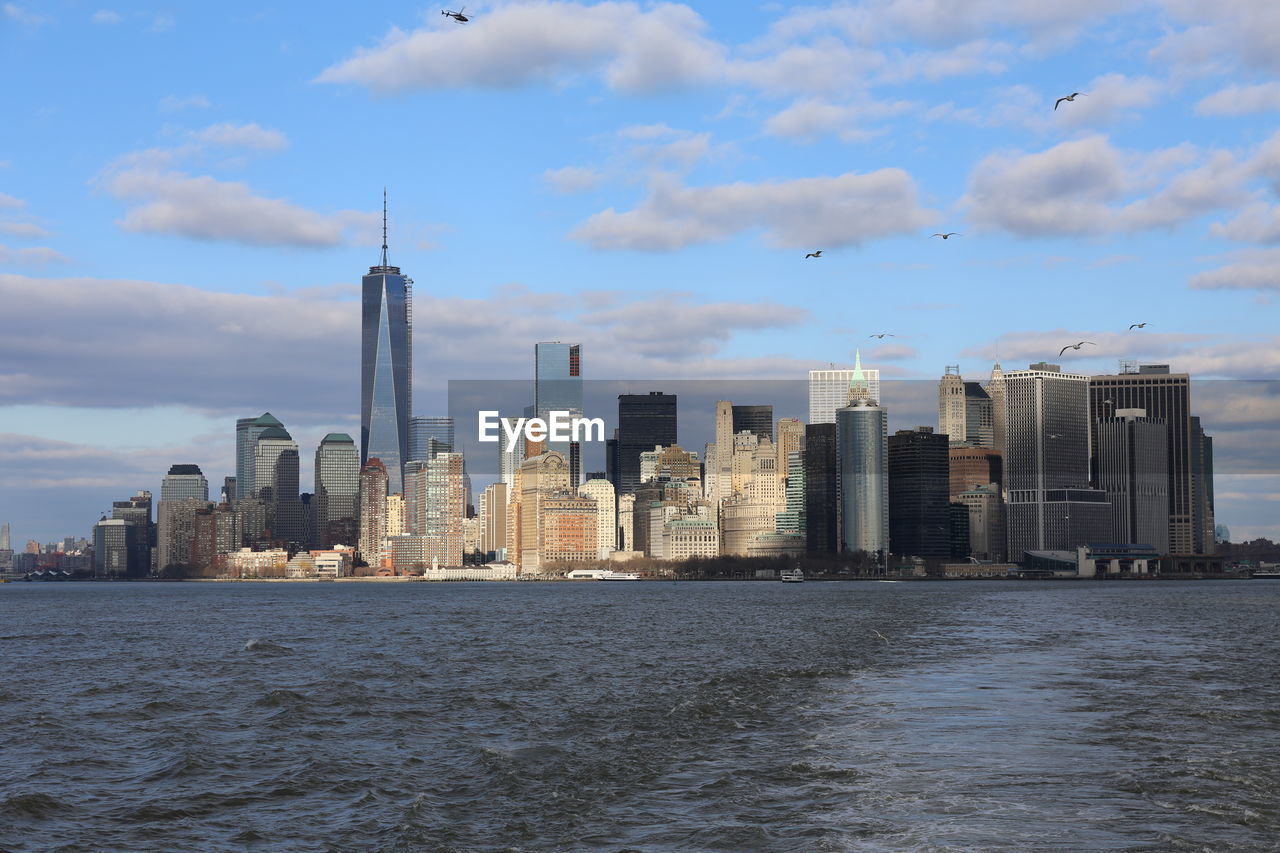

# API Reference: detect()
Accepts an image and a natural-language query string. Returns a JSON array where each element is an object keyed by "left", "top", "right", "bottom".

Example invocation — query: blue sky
[{"left": 2, "top": 0, "right": 1278, "bottom": 544}]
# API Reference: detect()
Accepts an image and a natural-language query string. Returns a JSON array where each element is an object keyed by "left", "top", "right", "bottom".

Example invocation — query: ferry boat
[
  {"left": 565, "top": 569, "right": 641, "bottom": 581},
  {"left": 1251, "top": 569, "right": 1280, "bottom": 579},
  {"left": 780, "top": 568, "right": 804, "bottom": 583},
  {"left": 600, "top": 571, "right": 640, "bottom": 581}
]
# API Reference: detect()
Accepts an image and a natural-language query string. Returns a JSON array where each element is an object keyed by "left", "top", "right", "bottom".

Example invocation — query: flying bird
[
  {"left": 1058, "top": 341, "right": 1095, "bottom": 357},
  {"left": 805, "top": 250, "right": 823, "bottom": 258},
  {"left": 932, "top": 232, "right": 961, "bottom": 239},
  {"left": 870, "top": 333, "right": 895, "bottom": 339},
  {"left": 871, "top": 629, "right": 890, "bottom": 644},
  {"left": 1055, "top": 92, "right": 1085, "bottom": 110},
  {"left": 1129, "top": 322, "right": 1149, "bottom": 329}
]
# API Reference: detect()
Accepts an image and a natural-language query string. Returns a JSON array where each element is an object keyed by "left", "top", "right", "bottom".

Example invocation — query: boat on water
[
  {"left": 1251, "top": 570, "right": 1280, "bottom": 579},
  {"left": 565, "top": 569, "right": 641, "bottom": 581},
  {"left": 780, "top": 568, "right": 804, "bottom": 583}
]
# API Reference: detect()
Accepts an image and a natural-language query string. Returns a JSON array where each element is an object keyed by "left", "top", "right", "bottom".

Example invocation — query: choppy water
[{"left": 1, "top": 580, "right": 1277, "bottom": 852}]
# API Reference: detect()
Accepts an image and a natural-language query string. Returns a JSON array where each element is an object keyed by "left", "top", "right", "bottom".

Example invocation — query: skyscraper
[
  {"left": 361, "top": 194, "right": 412, "bottom": 495},
  {"left": 253, "top": 426, "right": 301, "bottom": 543},
  {"left": 938, "top": 367, "right": 993, "bottom": 447},
  {"left": 0, "top": 522, "right": 9, "bottom": 551},
  {"left": 315, "top": 433, "right": 359, "bottom": 548},
  {"left": 837, "top": 397, "right": 888, "bottom": 558},
  {"left": 887, "top": 427, "right": 951, "bottom": 559},
  {"left": 358, "top": 458, "right": 389, "bottom": 565},
  {"left": 535, "top": 342, "right": 583, "bottom": 485},
  {"left": 986, "top": 362, "right": 1006, "bottom": 456},
  {"left": 1190, "top": 415, "right": 1216, "bottom": 554},
  {"left": 804, "top": 423, "right": 838, "bottom": 554},
  {"left": 236, "top": 413, "right": 282, "bottom": 500},
  {"left": 1088, "top": 366, "right": 1195, "bottom": 553},
  {"left": 613, "top": 392, "right": 677, "bottom": 495},
  {"left": 1005, "top": 363, "right": 1110, "bottom": 556},
  {"left": 409, "top": 416, "right": 455, "bottom": 461},
  {"left": 1096, "top": 409, "right": 1169, "bottom": 552},
  {"left": 808, "top": 352, "right": 881, "bottom": 425},
  {"left": 731, "top": 405, "right": 773, "bottom": 443},
  {"left": 160, "top": 464, "right": 209, "bottom": 502}
]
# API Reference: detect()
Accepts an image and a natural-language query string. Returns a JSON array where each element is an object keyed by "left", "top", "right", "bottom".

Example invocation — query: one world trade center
[{"left": 361, "top": 193, "right": 412, "bottom": 495}]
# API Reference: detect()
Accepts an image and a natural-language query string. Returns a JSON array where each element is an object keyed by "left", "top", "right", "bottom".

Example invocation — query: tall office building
[
  {"left": 949, "top": 446, "right": 1003, "bottom": 499},
  {"left": 804, "top": 423, "right": 838, "bottom": 554},
  {"left": 887, "top": 427, "right": 951, "bottom": 559},
  {"left": 938, "top": 367, "right": 994, "bottom": 447},
  {"left": 361, "top": 195, "right": 412, "bottom": 495},
  {"left": 0, "top": 522, "right": 8, "bottom": 551},
  {"left": 1088, "top": 366, "right": 1194, "bottom": 553},
  {"left": 956, "top": 484, "right": 1006, "bottom": 562},
  {"left": 112, "top": 490, "right": 154, "bottom": 569},
  {"left": 480, "top": 482, "right": 508, "bottom": 560},
  {"left": 836, "top": 396, "right": 888, "bottom": 558},
  {"left": 731, "top": 405, "right": 773, "bottom": 443},
  {"left": 253, "top": 426, "right": 302, "bottom": 543},
  {"left": 986, "top": 363, "right": 1006, "bottom": 456},
  {"left": 161, "top": 464, "right": 208, "bottom": 502},
  {"left": 236, "top": 413, "right": 282, "bottom": 500},
  {"left": 1006, "top": 363, "right": 1110, "bottom": 556},
  {"left": 315, "top": 433, "right": 359, "bottom": 548},
  {"left": 358, "top": 458, "right": 389, "bottom": 564},
  {"left": 535, "top": 342, "right": 584, "bottom": 485},
  {"left": 578, "top": 478, "right": 617, "bottom": 559},
  {"left": 157, "top": 497, "right": 213, "bottom": 572},
  {"left": 613, "top": 392, "right": 677, "bottom": 495},
  {"left": 93, "top": 518, "right": 144, "bottom": 578},
  {"left": 808, "top": 353, "right": 881, "bottom": 425},
  {"left": 1096, "top": 409, "right": 1169, "bottom": 552},
  {"left": 1190, "top": 415, "right": 1216, "bottom": 554},
  {"left": 409, "top": 416, "right": 455, "bottom": 461}
]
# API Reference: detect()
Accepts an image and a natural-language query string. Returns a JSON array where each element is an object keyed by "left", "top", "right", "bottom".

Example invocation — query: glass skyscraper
[
  {"left": 361, "top": 206, "right": 412, "bottom": 495},
  {"left": 236, "top": 412, "right": 282, "bottom": 500},
  {"left": 409, "top": 416, "right": 455, "bottom": 461},
  {"left": 315, "top": 433, "right": 360, "bottom": 548},
  {"left": 534, "top": 342, "right": 583, "bottom": 484}
]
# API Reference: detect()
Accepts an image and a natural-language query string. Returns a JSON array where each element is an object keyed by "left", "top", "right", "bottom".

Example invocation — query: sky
[{"left": 1, "top": 0, "right": 1278, "bottom": 544}]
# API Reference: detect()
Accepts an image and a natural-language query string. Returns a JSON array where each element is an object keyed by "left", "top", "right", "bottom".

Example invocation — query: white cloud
[
  {"left": 3, "top": 3, "right": 47, "bottom": 25},
  {"left": 91, "top": 9, "right": 121, "bottom": 24},
  {"left": 0, "top": 244, "right": 68, "bottom": 265},
  {"left": 158, "top": 94, "right": 212, "bottom": 112},
  {"left": 317, "top": 2, "right": 723, "bottom": 94},
  {"left": 542, "top": 166, "right": 603, "bottom": 194},
  {"left": 963, "top": 135, "right": 1252, "bottom": 237},
  {"left": 103, "top": 170, "right": 368, "bottom": 247},
  {"left": 1195, "top": 82, "right": 1280, "bottom": 115},
  {"left": 1189, "top": 249, "right": 1280, "bottom": 291},
  {"left": 0, "top": 221, "right": 50, "bottom": 238},
  {"left": 0, "top": 192, "right": 24, "bottom": 209},
  {"left": 763, "top": 98, "right": 912, "bottom": 142},
  {"left": 1050, "top": 73, "right": 1164, "bottom": 127},
  {"left": 1152, "top": 1, "right": 1280, "bottom": 75},
  {"left": 189, "top": 122, "right": 288, "bottom": 151},
  {"left": 572, "top": 169, "right": 936, "bottom": 251},
  {"left": 148, "top": 11, "right": 175, "bottom": 33}
]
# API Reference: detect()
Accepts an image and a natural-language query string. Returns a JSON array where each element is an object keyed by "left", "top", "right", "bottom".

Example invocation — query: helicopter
[{"left": 442, "top": 7, "right": 469, "bottom": 22}]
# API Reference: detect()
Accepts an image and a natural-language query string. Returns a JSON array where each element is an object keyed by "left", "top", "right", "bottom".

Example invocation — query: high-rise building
[
  {"left": 1006, "top": 363, "right": 1110, "bottom": 556},
  {"left": 315, "top": 433, "right": 359, "bottom": 548},
  {"left": 837, "top": 394, "right": 888, "bottom": 558},
  {"left": 404, "top": 451, "right": 465, "bottom": 567},
  {"left": 534, "top": 342, "right": 583, "bottom": 483},
  {"left": 887, "top": 427, "right": 950, "bottom": 559},
  {"left": 480, "top": 482, "right": 508, "bottom": 560},
  {"left": 731, "top": 405, "right": 773, "bottom": 443},
  {"left": 938, "top": 367, "right": 994, "bottom": 447},
  {"left": 808, "top": 352, "right": 881, "bottom": 425},
  {"left": 986, "top": 363, "right": 1006, "bottom": 455},
  {"left": 804, "top": 423, "right": 838, "bottom": 554},
  {"left": 775, "top": 418, "right": 805, "bottom": 477},
  {"left": 1088, "top": 366, "right": 1194, "bottom": 553},
  {"left": 613, "top": 392, "right": 677, "bottom": 495},
  {"left": 361, "top": 195, "right": 412, "bottom": 495},
  {"left": 358, "top": 458, "right": 389, "bottom": 565},
  {"left": 949, "top": 446, "right": 1003, "bottom": 500},
  {"left": 111, "top": 490, "right": 154, "bottom": 569},
  {"left": 1096, "top": 409, "right": 1169, "bottom": 552},
  {"left": 1190, "top": 415, "right": 1216, "bottom": 554},
  {"left": 519, "top": 450, "right": 572, "bottom": 573},
  {"left": 236, "top": 413, "right": 283, "bottom": 500},
  {"left": 409, "top": 416, "right": 455, "bottom": 461},
  {"left": 776, "top": 450, "right": 806, "bottom": 537},
  {"left": 221, "top": 476, "right": 236, "bottom": 505},
  {"left": 93, "top": 518, "right": 145, "bottom": 578},
  {"left": 161, "top": 464, "right": 209, "bottom": 502},
  {"left": 578, "top": 478, "right": 617, "bottom": 559},
  {"left": 253, "top": 426, "right": 302, "bottom": 543},
  {"left": 157, "top": 497, "right": 213, "bottom": 572},
  {"left": 956, "top": 484, "right": 1006, "bottom": 562},
  {"left": 0, "top": 521, "right": 8, "bottom": 551}
]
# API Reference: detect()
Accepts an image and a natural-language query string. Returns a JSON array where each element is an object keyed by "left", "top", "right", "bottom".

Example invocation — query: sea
[{"left": 1, "top": 580, "right": 1277, "bottom": 852}]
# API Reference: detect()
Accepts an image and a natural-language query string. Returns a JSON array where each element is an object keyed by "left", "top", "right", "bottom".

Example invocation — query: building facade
[{"left": 360, "top": 218, "right": 412, "bottom": 495}]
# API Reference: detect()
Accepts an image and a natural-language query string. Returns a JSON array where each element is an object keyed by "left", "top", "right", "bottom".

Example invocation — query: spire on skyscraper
[{"left": 381, "top": 187, "right": 389, "bottom": 268}]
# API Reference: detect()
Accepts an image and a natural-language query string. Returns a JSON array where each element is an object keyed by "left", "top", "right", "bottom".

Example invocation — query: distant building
[
  {"left": 956, "top": 484, "right": 1006, "bottom": 562},
  {"left": 409, "top": 416, "right": 455, "bottom": 461},
  {"left": 480, "top": 482, "right": 508, "bottom": 561},
  {"left": 948, "top": 446, "right": 1003, "bottom": 500},
  {"left": 236, "top": 412, "right": 283, "bottom": 500},
  {"left": 519, "top": 451, "right": 572, "bottom": 573},
  {"left": 613, "top": 392, "right": 677, "bottom": 496},
  {"left": 253, "top": 425, "right": 302, "bottom": 543},
  {"left": 535, "top": 342, "right": 584, "bottom": 485},
  {"left": 93, "top": 518, "right": 144, "bottom": 577},
  {"left": 663, "top": 517, "right": 720, "bottom": 561},
  {"left": 809, "top": 353, "right": 881, "bottom": 425},
  {"left": 837, "top": 396, "right": 888, "bottom": 558},
  {"left": 358, "top": 458, "right": 389, "bottom": 565},
  {"left": 361, "top": 207, "right": 413, "bottom": 495},
  {"left": 887, "top": 427, "right": 950, "bottom": 559},
  {"left": 939, "top": 367, "right": 995, "bottom": 447},
  {"left": 1095, "top": 409, "right": 1169, "bottom": 553},
  {"left": 731, "top": 405, "right": 773, "bottom": 443},
  {"left": 804, "top": 423, "right": 838, "bottom": 554},
  {"left": 315, "top": 433, "right": 359, "bottom": 548},
  {"left": 161, "top": 464, "right": 209, "bottom": 502},
  {"left": 540, "top": 494, "right": 598, "bottom": 564},
  {"left": 1190, "top": 415, "right": 1216, "bottom": 555},
  {"left": 578, "top": 478, "right": 617, "bottom": 559},
  {"left": 157, "top": 497, "right": 213, "bottom": 572}
]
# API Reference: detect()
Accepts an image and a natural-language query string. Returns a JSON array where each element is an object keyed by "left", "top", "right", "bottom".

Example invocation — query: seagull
[
  {"left": 1058, "top": 341, "right": 1095, "bottom": 357},
  {"left": 870, "top": 333, "right": 895, "bottom": 339},
  {"left": 1055, "top": 92, "right": 1085, "bottom": 110},
  {"left": 1128, "top": 322, "right": 1149, "bottom": 329},
  {"left": 871, "top": 629, "right": 889, "bottom": 644},
  {"left": 932, "top": 232, "right": 961, "bottom": 239},
  {"left": 805, "top": 250, "right": 823, "bottom": 259}
]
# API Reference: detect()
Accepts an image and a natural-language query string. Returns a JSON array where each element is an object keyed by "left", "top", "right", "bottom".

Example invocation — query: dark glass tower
[
  {"left": 804, "top": 423, "right": 838, "bottom": 554},
  {"left": 613, "top": 392, "right": 677, "bottom": 495},
  {"left": 887, "top": 427, "right": 951, "bottom": 559},
  {"left": 731, "top": 405, "right": 774, "bottom": 443},
  {"left": 362, "top": 192, "right": 412, "bottom": 495}
]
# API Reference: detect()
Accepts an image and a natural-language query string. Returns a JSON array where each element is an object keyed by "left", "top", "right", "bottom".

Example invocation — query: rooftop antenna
[{"left": 380, "top": 187, "right": 389, "bottom": 267}]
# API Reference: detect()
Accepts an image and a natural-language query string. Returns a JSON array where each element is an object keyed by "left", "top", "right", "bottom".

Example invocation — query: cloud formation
[{"left": 571, "top": 169, "right": 936, "bottom": 250}]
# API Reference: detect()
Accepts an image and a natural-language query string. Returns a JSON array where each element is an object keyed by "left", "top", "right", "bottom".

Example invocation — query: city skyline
[{"left": 2, "top": 2, "right": 1278, "bottom": 542}]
